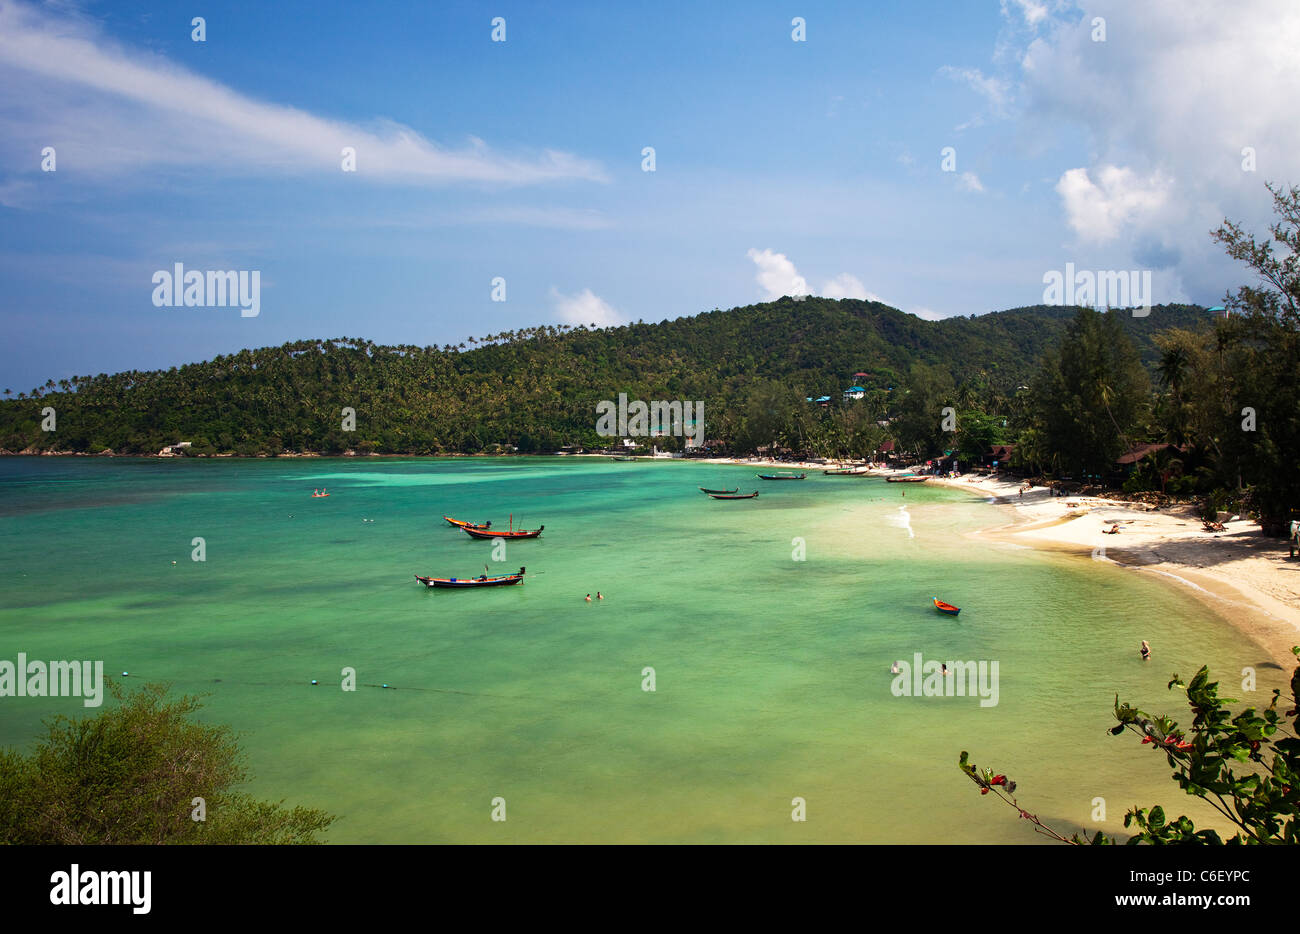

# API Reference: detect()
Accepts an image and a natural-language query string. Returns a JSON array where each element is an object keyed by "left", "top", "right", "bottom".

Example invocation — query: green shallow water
[{"left": 0, "top": 457, "right": 1287, "bottom": 843}]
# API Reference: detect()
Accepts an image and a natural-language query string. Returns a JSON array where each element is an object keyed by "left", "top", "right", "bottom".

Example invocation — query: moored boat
[
  {"left": 463, "top": 522, "right": 544, "bottom": 539},
  {"left": 709, "top": 491, "right": 759, "bottom": 499},
  {"left": 699, "top": 486, "right": 739, "bottom": 494},
  {"left": 823, "top": 466, "right": 868, "bottom": 475},
  {"left": 416, "top": 567, "right": 526, "bottom": 588},
  {"left": 886, "top": 474, "right": 929, "bottom": 483},
  {"left": 444, "top": 516, "right": 490, "bottom": 529},
  {"left": 757, "top": 473, "right": 806, "bottom": 480},
  {"left": 933, "top": 597, "right": 961, "bottom": 616}
]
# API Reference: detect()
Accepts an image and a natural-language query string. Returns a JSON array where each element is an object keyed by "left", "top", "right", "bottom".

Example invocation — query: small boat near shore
[
  {"left": 699, "top": 486, "right": 739, "bottom": 494},
  {"left": 933, "top": 597, "right": 961, "bottom": 616},
  {"left": 416, "top": 567, "right": 526, "bottom": 588},
  {"left": 886, "top": 474, "right": 929, "bottom": 483},
  {"left": 823, "top": 466, "right": 869, "bottom": 476},
  {"left": 709, "top": 491, "right": 759, "bottom": 499},
  {"left": 610, "top": 455, "right": 638, "bottom": 461},
  {"left": 757, "top": 473, "right": 806, "bottom": 480}
]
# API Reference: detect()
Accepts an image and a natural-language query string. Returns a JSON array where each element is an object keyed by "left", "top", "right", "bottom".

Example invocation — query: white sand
[{"left": 918, "top": 471, "right": 1300, "bottom": 666}]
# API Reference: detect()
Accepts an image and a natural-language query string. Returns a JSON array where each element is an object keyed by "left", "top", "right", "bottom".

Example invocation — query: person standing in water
[{"left": 1140, "top": 640, "right": 1151, "bottom": 661}]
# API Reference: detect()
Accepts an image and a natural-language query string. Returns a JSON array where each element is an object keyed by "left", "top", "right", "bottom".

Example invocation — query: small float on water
[
  {"left": 416, "top": 567, "right": 526, "bottom": 589},
  {"left": 311, "top": 488, "right": 330, "bottom": 498},
  {"left": 933, "top": 597, "right": 961, "bottom": 616}
]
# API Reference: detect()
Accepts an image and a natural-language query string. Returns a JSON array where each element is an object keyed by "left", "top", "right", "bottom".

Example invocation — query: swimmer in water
[
  {"left": 1140, "top": 640, "right": 1151, "bottom": 661},
  {"left": 596, "top": 592, "right": 603, "bottom": 600},
  {"left": 585, "top": 593, "right": 592, "bottom": 602},
  {"left": 890, "top": 661, "right": 901, "bottom": 675}
]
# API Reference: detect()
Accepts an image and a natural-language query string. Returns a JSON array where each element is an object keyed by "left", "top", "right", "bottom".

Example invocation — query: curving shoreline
[{"left": 917, "top": 471, "right": 1300, "bottom": 668}]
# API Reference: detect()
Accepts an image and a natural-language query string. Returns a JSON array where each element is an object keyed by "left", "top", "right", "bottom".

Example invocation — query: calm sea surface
[{"left": 0, "top": 457, "right": 1285, "bottom": 843}]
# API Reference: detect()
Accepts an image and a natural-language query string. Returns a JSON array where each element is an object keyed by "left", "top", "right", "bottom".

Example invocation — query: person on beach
[
  {"left": 1140, "top": 640, "right": 1151, "bottom": 661},
  {"left": 1290, "top": 520, "right": 1299, "bottom": 559}
]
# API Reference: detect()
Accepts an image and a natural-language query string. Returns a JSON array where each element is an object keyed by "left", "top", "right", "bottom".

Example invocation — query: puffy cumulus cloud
[
  {"left": 746, "top": 249, "right": 946, "bottom": 317},
  {"left": 979, "top": 0, "right": 1300, "bottom": 298},
  {"left": 958, "top": 172, "right": 985, "bottom": 193},
  {"left": 821, "top": 273, "right": 885, "bottom": 302},
  {"left": 1055, "top": 165, "right": 1173, "bottom": 243},
  {"left": 0, "top": 0, "right": 605, "bottom": 189},
  {"left": 551, "top": 287, "right": 623, "bottom": 327},
  {"left": 747, "top": 248, "right": 809, "bottom": 300}
]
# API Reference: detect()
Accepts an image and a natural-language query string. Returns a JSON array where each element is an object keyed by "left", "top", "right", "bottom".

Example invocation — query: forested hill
[{"left": 0, "top": 298, "right": 1211, "bottom": 455}]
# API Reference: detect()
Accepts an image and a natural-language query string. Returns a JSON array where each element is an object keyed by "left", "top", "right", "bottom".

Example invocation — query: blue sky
[{"left": 1, "top": 0, "right": 1296, "bottom": 391}]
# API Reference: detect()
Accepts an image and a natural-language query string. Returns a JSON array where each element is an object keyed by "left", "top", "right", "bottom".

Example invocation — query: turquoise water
[{"left": 0, "top": 457, "right": 1287, "bottom": 843}]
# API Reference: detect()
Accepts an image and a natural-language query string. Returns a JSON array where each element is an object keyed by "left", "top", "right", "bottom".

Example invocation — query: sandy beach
[
  {"left": 684, "top": 454, "right": 1300, "bottom": 667},
  {"left": 921, "top": 471, "right": 1300, "bottom": 668}
]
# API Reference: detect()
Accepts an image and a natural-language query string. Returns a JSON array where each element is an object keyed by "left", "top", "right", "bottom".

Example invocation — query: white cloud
[
  {"left": 939, "top": 66, "right": 1013, "bottom": 116},
  {"left": 908, "top": 307, "right": 949, "bottom": 321},
  {"left": 551, "top": 287, "right": 623, "bottom": 328},
  {"left": 821, "top": 273, "right": 885, "bottom": 302},
  {"left": 747, "top": 248, "right": 809, "bottom": 300},
  {"left": 958, "top": 172, "right": 985, "bottom": 193},
  {"left": 748, "top": 251, "right": 893, "bottom": 304},
  {"left": 1055, "top": 165, "right": 1173, "bottom": 244},
  {"left": 962, "top": 0, "right": 1300, "bottom": 297},
  {"left": 1000, "top": 0, "right": 1050, "bottom": 26},
  {"left": 0, "top": 1, "right": 605, "bottom": 188}
]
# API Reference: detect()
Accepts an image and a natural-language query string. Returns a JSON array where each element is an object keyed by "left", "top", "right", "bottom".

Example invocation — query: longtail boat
[
  {"left": 416, "top": 567, "right": 526, "bottom": 588},
  {"left": 709, "top": 491, "right": 759, "bottom": 499},
  {"left": 757, "top": 473, "right": 806, "bottom": 480},
  {"left": 886, "top": 474, "right": 928, "bottom": 483},
  {"left": 444, "top": 516, "right": 490, "bottom": 529},
  {"left": 933, "top": 597, "right": 961, "bottom": 616},
  {"left": 823, "top": 466, "right": 868, "bottom": 475},
  {"left": 462, "top": 514, "right": 543, "bottom": 539},
  {"left": 610, "top": 455, "right": 638, "bottom": 461},
  {"left": 699, "top": 486, "right": 739, "bottom": 494}
]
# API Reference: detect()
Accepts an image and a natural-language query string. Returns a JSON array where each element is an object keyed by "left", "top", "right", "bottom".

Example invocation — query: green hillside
[{"left": 0, "top": 298, "right": 1212, "bottom": 456}]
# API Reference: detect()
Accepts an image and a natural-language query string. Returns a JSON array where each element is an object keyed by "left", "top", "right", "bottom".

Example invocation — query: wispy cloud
[{"left": 0, "top": 0, "right": 606, "bottom": 189}]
